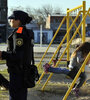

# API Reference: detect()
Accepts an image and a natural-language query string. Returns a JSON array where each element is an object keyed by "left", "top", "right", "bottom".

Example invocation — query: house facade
[
  {"left": 26, "top": 21, "right": 53, "bottom": 44},
  {"left": 33, "top": 29, "right": 53, "bottom": 44},
  {"left": 46, "top": 14, "right": 81, "bottom": 43}
]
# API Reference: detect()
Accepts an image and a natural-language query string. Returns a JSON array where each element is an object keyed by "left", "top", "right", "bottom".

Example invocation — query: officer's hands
[{"left": 0, "top": 51, "right": 2, "bottom": 60}]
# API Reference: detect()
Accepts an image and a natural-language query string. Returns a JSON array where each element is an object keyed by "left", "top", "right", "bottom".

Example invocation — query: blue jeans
[
  {"left": 9, "top": 72, "right": 27, "bottom": 100},
  {"left": 48, "top": 67, "right": 69, "bottom": 75}
]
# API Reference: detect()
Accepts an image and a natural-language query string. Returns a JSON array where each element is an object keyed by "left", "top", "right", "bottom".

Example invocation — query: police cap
[{"left": 8, "top": 10, "right": 32, "bottom": 25}]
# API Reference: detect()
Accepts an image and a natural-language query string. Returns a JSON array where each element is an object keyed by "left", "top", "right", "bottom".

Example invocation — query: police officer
[{"left": 0, "top": 10, "right": 33, "bottom": 100}]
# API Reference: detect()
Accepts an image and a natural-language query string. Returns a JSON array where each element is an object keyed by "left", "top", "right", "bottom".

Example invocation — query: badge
[{"left": 16, "top": 38, "right": 23, "bottom": 46}]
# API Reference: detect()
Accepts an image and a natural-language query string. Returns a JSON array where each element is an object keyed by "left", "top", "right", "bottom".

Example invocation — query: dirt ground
[
  {"left": 27, "top": 74, "right": 90, "bottom": 100},
  {"left": 0, "top": 73, "right": 90, "bottom": 100}
]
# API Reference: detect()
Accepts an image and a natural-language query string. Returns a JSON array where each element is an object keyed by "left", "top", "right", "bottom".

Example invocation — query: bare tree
[
  {"left": 10, "top": 6, "right": 25, "bottom": 12},
  {"left": 33, "top": 5, "right": 63, "bottom": 26},
  {"left": 10, "top": 5, "right": 63, "bottom": 27},
  {"left": 25, "top": 6, "right": 35, "bottom": 18}
]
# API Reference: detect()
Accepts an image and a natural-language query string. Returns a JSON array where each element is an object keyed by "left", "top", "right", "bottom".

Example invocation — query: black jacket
[{"left": 2, "top": 26, "right": 34, "bottom": 73}]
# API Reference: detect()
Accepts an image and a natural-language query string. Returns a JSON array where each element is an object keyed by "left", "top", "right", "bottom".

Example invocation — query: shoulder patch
[
  {"left": 16, "top": 38, "right": 23, "bottom": 46},
  {"left": 16, "top": 27, "right": 23, "bottom": 34}
]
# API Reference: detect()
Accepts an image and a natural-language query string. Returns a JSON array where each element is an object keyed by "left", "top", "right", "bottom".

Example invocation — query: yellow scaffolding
[
  {"left": 37, "top": 1, "right": 89, "bottom": 93},
  {"left": 38, "top": 11, "right": 81, "bottom": 84},
  {"left": 41, "top": 7, "right": 90, "bottom": 90},
  {"left": 70, "top": 16, "right": 81, "bottom": 38}
]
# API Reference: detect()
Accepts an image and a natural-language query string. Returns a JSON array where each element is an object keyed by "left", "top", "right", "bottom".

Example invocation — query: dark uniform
[{"left": 1, "top": 26, "right": 34, "bottom": 100}]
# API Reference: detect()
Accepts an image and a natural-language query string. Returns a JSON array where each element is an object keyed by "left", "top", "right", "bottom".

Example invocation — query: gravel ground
[
  {"left": 0, "top": 70, "right": 90, "bottom": 100},
  {"left": 27, "top": 74, "right": 90, "bottom": 100}
]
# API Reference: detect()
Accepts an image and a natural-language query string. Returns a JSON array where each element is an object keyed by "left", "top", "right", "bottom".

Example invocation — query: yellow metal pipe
[
  {"left": 82, "top": 1, "right": 86, "bottom": 43},
  {"left": 70, "top": 16, "right": 81, "bottom": 38},
  {"left": 37, "top": 16, "right": 66, "bottom": 69},
  {"left": 37, "top": 72, "right": 45, "bottom": 84},
  {"left": 41, "top": 8, "right": 89, "bottom": 90},
  {"left": 63, "top": 52, "right": 90, "bottom": 100},
  {"left": 67, "top": 8, "right": 70, "bottom": 66},
  {"left": 41, "top": 73, "right": 53, "bottom": 91},
  {"left": 67, "top": 5, "right": 83, "bottom": 13},
  {"left": 41, "top": 11, "right": 81, "bottom": 90},
  {"left": 82, "top": 1, "right": 86, "bottom": 72},
  {"left": 80, "top": 11, "right": 87, "bottom": 13}
]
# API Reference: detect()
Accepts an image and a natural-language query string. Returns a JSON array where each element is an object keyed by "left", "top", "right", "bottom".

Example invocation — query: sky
[{"left": 8, "top": 0, "right": 90, "bottom": 15}]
